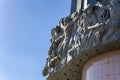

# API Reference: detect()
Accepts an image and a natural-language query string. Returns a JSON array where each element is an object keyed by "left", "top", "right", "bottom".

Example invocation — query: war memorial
[{"left": 43, "top": 0, "right": 120, "bottom": 80}]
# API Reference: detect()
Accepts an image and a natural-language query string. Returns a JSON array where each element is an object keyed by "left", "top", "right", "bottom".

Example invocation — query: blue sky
[{"left": 0, "top": 0, "right": 71, "bottom": 80}]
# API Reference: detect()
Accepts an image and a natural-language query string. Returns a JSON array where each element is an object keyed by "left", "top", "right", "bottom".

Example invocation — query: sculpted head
[
  {"left": 84, "top": 4, "right": 94, "bottom": 15},
  {"left": 51, "top": 28, "right": 57, "bottom": 36}
]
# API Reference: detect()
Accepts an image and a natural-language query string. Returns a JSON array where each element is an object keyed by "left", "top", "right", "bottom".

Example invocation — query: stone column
[
  {"left": 82, "top": 50, "right": 120, "bottom": 80},
  {"left": 76, "top": 0, "right": 82, "bottom": 12},
  {"left": 70, "top": 0, "right": 77, "bottom": 14},
  {"left": 70, "top": 0, "right": 83, "bottom": 14}
]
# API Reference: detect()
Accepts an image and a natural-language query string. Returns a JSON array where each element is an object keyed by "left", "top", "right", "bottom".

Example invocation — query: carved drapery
[{"left": 43, "top": 0, "right": 120, "bottom": 80}]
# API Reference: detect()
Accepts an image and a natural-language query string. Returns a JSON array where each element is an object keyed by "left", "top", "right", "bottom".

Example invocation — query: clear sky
[{"left": 0, "top": 0, "right": 71, "bottom": 80}]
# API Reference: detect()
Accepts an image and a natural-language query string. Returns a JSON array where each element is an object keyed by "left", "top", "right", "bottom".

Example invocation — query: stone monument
[{"left": 43, "top": 0, "right": 120, "bottom": 80}]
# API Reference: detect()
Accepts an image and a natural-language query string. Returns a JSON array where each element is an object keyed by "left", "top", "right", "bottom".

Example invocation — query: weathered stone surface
[{"left": 42, "top": 0, "right": 120, "bottom": 80}]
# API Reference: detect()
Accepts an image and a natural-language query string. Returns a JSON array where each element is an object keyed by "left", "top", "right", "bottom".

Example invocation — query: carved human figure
[
  {"left": 79, "top": 3, "right": 98, "bottom": 49},
  {"left": 68, "top": 10, "right": 84, "bottom": 56},
  {"left": 60, "top": 12, "right": 78, "bottom": 44},
  {"left": 45, "top": 25, "right": 64, "bottom": 71},
  {"left": 51, "top": 26, "right": 64, "bottom": 43},
  {"left": 96, "top": 0, "right": 120, "bottom": 25},
  {"left": 95, "top": 0, "right": 120, "bottom": 42},
  {"left": 68, "top": 24, "right": 80, "bottom": 56},
  {"left": 57, "top": 12, "right": 78, "bottom": 59}
]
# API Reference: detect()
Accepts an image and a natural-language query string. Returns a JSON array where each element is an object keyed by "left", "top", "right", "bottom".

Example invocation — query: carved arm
[{"left": 88, "top": 23, "right": 103, "bottom": 29}]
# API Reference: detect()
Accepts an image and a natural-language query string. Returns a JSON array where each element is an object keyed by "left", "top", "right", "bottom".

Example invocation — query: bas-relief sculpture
[{"left": 42, "top": 0, "right": 120, "bottom": 78}]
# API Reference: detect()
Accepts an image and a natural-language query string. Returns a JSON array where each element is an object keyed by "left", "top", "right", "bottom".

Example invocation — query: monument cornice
[
  {"left": 43, "top": 0, "right": 120, "bottom": 80},
  {"left": 47, "top": 40, "right": 120, "bottom": 80}
]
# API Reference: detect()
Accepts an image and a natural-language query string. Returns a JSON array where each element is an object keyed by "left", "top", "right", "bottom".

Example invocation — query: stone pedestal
[
  {"left": 43, "top": 0, "right": 120, "bottom": 80},
  {"left": 82, "top": 50, "right": 120, "bottom": 80}
]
